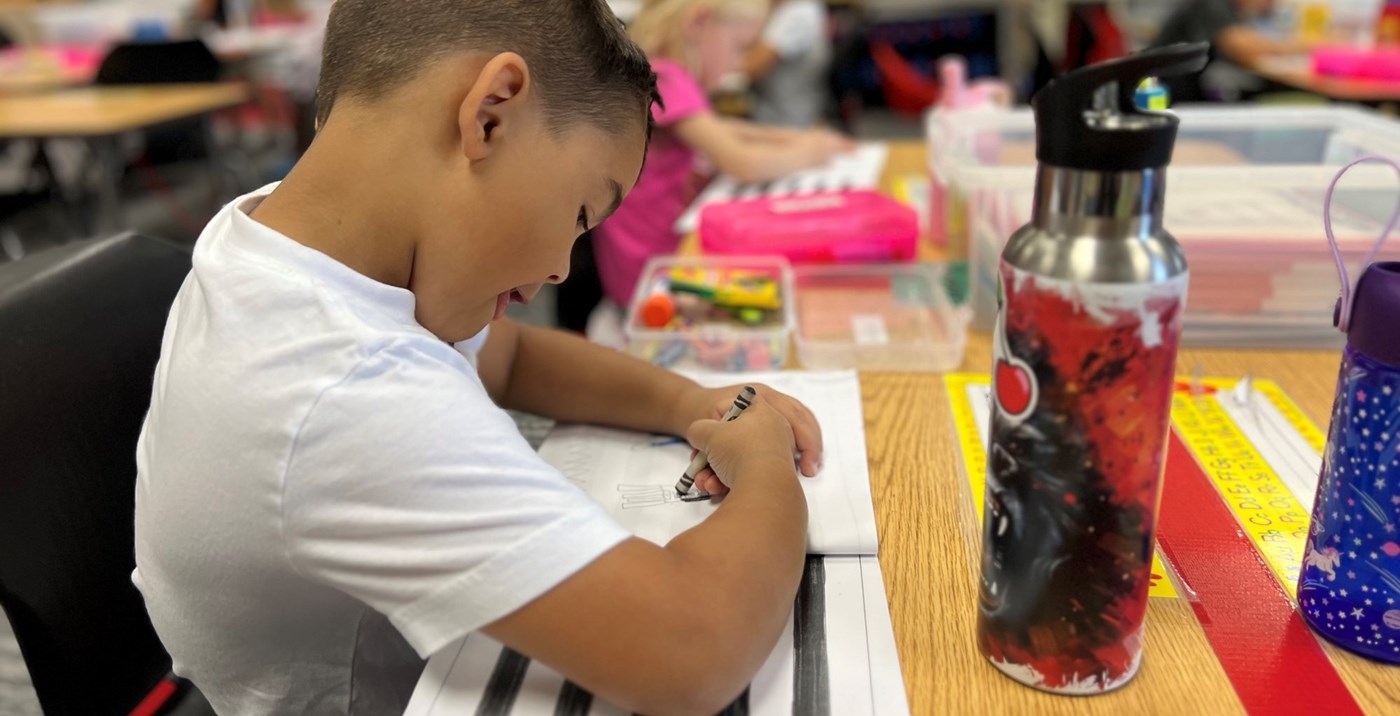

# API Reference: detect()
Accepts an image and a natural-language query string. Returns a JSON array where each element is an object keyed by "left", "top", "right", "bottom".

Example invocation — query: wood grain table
[
  {"left": 0, "top": 83, "right": 248, "bottom": 138},
  {"left": 684, "top": 140, "right": 1400, "bottom": 713},
  {"left": 0, "top": 83, "right": 249, "bottom": 233}
]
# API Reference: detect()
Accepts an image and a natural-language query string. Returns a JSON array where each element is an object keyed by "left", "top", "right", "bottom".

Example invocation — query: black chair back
[
  {"left": 95, "top": 40, "right": 221, "bottom": 86},
  {"left": 0, "top": 234, "right": 192, "bottom": 715},
  {"left": 96, "top": 40, "right": 226, "bottom": 167}
]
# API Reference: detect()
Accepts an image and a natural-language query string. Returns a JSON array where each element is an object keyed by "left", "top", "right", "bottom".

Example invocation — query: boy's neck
[{"left": 249, "top": 117, "right": 427, "bottom": 291}]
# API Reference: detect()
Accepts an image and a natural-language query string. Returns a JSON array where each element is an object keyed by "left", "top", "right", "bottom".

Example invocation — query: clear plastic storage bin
[
  {"left": 793, "top": 263, "right": 970, "bottom": 372},
  {"left": 928, "top": 106, "right": 1400, "bottom": 348},
  {"left": 625, "top": 256, "right": 794, "bottom": 372}
]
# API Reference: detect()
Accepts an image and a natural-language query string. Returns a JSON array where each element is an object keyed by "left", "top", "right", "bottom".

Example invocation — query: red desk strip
[{"left": 1158, "top": 432, "right": 1362, "bottom": 716}]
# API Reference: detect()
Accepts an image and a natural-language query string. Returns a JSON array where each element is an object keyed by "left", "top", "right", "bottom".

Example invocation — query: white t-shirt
[
  {"left": 752, "top": 0, "right": 831, "bottom": 127},
  {"left": 133, "top": 185, "right": 631, "bottom": 716}
]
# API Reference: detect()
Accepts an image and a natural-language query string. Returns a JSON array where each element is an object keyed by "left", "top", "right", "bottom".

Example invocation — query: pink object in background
[
  {"left": 0, "top": 44, "right": 103, "bottom": 90},
  {"left": 699, "top": 190, "right": 918, "bottom": 264},
  {"left": 936, "top": 55, "right": 1013, "bottom": 110},
  {"left": 928, "top": 56, "right": 1011, "bottom": 248},
  {"left": 1313, "top": 46, "right": 1400, "bottom": 81},
  {"left": 51, "top": 44, "right": 103, "bottom": 75}
]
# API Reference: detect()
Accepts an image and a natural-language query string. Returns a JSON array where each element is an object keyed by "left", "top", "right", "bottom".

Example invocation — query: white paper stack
[{"left": 538, "top": 370, "right": 879, "bottom": 555}]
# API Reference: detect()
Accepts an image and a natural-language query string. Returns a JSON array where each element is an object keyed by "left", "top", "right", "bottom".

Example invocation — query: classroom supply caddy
[
  {"left": 928, "top": 105, "right": 1400, "bottom": 348},
  {"left": 624, "top": 256, "right": 794, "bottom": 372},
  {"left": 792, "top": 264, "right": 968, "bottom": 372}
]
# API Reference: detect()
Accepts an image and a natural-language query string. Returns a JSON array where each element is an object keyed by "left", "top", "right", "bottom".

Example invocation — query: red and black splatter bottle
[{"left": 977, "top": 44, "right": 1207, "bottom": 694}]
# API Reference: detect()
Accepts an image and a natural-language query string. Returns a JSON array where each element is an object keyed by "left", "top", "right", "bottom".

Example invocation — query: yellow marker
[
  {"left": 1298, "top": 3, "right": 1330, "bottom": 42},
  {"left": 944, "top": 374, "right": 1179, "bottom": 599}
]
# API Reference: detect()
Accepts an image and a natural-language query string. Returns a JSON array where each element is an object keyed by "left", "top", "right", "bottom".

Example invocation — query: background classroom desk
[
  {"left": 0, "top": 48, "right": 93, "bottom": 95},
  {"left": 688, "top": 141, "right": 1400, "bottom": 713},
  {"left": 0, "top": 83, "right": 249, "bottom": 232}
]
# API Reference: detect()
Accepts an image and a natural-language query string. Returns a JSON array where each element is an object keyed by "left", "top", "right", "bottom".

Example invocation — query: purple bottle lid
[{"left": 1337, "top": 261, "right": 1400, "bottom": 369}]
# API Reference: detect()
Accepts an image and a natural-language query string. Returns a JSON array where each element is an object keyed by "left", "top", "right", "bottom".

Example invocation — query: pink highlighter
[{"left": 698, "top": 190, "right": 918, "bottom": 264}]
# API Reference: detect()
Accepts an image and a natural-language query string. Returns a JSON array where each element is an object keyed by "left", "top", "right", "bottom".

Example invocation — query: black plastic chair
[
  {"left": 96, "top": 40, "right": 222, "bottom": 86},
  {"left": 0, "top": 234, "right": 211, "bottom": 716},
  {"left": 96, "top": 40, "right": 224, "bottom": 166}
]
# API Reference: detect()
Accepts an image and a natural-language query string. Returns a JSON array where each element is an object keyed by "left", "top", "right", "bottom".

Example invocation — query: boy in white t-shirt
[{"left": 132, "top": 1, "right": 823, "bottom": 714}]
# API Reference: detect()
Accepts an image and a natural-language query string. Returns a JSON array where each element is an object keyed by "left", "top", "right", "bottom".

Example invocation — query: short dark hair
[{"left": 316, "top": 0, "right": 659, "bottom": 137}]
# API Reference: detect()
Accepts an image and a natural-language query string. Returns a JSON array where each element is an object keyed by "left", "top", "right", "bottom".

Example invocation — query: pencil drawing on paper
[{"left": 617, "top": 484, "right": 711, "bottom": 509}]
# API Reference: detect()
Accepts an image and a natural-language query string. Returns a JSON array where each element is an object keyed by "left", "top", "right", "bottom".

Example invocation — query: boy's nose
[{"left": 548, "top": 258, "right": 571, "bottom": 285}]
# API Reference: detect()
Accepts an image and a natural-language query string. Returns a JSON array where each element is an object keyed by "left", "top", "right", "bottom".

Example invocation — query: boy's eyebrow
[{"left": 599, "top": 179, "right": 624, "bottom": 222}]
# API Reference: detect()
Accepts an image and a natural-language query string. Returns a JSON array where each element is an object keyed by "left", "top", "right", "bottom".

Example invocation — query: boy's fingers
[
  {"left": 686, "top": 419, "right": 720, "bottom": 452},
  {"left": 771, "top": 393, "right": 823, "bottom": 476},
  {"left": 695, "top": 469, "right": 730, "bottom": 495}
]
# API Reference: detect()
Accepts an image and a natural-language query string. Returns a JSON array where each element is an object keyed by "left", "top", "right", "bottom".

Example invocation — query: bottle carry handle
[{"left": 1326, "top": 155, "right": 1400, "bottom": 332}]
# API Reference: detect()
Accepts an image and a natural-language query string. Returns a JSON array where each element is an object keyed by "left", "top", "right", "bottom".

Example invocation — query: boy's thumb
[{"left": 686, "top": 419, "right": 721, "bottom": 451}]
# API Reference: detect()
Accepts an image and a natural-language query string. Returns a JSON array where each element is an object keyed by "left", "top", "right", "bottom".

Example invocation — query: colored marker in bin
[{"left": 675, "top": 386, "right": 757, "bottom": 496}]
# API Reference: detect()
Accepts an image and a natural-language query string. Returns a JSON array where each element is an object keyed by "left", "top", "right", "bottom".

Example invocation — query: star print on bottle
[{"left": 1299, "top": 348, "right": 1400, "bottom": 664}]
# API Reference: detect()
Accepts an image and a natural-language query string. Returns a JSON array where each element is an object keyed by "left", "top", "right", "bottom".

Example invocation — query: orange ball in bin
[{"left": 641, "top": 293, "right": 677, "bottom": 328}]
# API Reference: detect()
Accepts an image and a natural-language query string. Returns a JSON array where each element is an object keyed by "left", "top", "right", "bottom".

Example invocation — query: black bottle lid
[{"left": 1033, "top": 43, "right": 1209, "bottom": 172}]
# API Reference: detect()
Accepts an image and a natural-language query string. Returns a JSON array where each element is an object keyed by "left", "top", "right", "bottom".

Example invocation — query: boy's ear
[{"left": 460, "top": 52, "right": 531, "bottom": 162}]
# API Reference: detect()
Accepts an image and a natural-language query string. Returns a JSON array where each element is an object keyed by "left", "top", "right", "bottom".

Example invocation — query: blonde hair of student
[{"left": 628, "top": 0, "right": 771, "bottom": 58}]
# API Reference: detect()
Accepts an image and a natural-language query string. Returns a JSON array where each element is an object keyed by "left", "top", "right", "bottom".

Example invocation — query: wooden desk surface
[
  {"left": 0, "top": 83, "right": 249, "bottom": 138},
  {"left": 1249, "top": 55, "right": 1400, "bottom": 103},
  {"left": 686, "top": 141, "right": 1400, "bottom": 713}
]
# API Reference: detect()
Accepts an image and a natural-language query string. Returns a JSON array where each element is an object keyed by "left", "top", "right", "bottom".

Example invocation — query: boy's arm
[
  {"left": 483, "top": 394, "right": 807, "bottom": 716},
  {"left": 478, "top": 318, "right": 699, "bottom": 437},
  {"left": 478, "top": 319, "right": 822, "bottom": 476}
]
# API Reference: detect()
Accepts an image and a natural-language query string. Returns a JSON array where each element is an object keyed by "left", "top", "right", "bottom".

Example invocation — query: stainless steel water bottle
[{"left": 977, "top": 44, "right": 1208, "bottom": 694}]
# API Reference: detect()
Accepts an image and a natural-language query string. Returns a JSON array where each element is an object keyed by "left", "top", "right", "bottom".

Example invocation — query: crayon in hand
[{"left": 675, "top": 386, "right": 756, "bottom": 495}]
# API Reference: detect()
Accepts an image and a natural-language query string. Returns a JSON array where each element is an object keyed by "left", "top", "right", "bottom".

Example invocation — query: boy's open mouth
[{"left": 493, "top": 289, "right": 529, "bottom": 321}]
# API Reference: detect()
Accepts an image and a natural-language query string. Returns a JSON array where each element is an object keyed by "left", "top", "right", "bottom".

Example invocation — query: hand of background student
[
  {"left": 678, "top": 384, "right": 822, "bottom": 496},
  {"left": 800, "top": 128, "right": 856, "bottom": 165}
]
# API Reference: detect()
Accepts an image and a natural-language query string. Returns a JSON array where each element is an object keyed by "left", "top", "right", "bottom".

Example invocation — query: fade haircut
[{"left": 315, "top": 0, "right": 660, "bottom": 138}]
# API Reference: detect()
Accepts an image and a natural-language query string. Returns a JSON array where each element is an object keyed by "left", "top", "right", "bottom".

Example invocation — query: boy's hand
[
  {"left": 686, "top": 391, "right": 803, "bottom": 496},
  {"left": 676, "top": 385, "right": 823, "bottom": 495}
]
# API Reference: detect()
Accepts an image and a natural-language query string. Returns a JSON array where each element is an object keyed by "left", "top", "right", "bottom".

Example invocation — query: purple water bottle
[{"left": 1298, "top": 156, "right": 1400, "bottom": 664}]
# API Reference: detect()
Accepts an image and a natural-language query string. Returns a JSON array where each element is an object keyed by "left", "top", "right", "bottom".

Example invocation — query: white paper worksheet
[
  {"left": 536, "top": 370, "right": 879, "bottom": 555},
  {"left": 674, "top": 144, "right": 890, "bottom": 234},
  {"left": 402, "top": 556, "right": 910, "bottom": 716}
]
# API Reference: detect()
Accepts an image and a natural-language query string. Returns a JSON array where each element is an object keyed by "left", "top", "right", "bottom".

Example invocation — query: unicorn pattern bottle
[{"left": 1298, "top": 208, "right": 1400, "bottom": 664}]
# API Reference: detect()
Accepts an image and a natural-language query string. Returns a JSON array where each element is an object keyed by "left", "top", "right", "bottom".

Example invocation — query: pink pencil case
[
  {"left": 1313, "top": 46, "right": 1400, "bottom": 81},
  {"left": 699, "top": 190, "right": 918, "bottom": 264}
]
